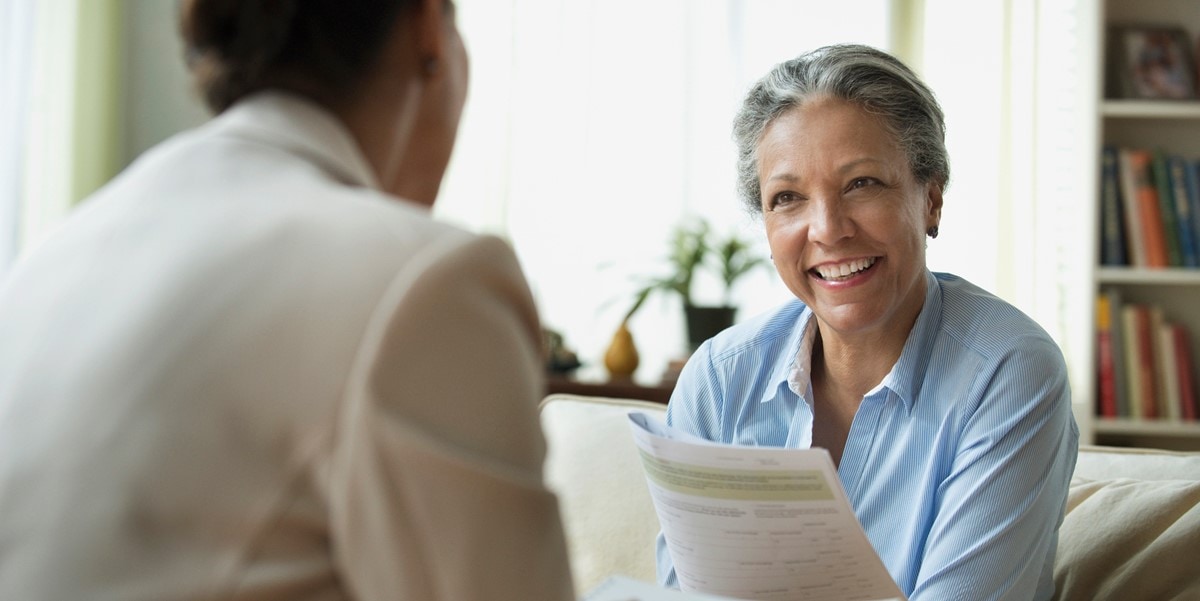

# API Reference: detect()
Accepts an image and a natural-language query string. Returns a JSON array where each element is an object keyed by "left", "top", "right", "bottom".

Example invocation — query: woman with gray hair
[{"left": 658, "top": 44, "right": 1078, "bottom": 600}]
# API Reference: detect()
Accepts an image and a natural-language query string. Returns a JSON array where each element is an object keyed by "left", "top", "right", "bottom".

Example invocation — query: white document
[
  {"left": 627, "top": 411, "right": 906, "bottom": 601},
  {"left": 581, "top": 574, "right": 745, "bottom": 601}
]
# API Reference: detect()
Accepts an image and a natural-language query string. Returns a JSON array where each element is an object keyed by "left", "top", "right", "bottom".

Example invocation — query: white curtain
[
  {"left": 0, "top": 0, "right": 126, "bottom": 281},
  {"left": 920, "top": 0, "right": 1093, "bottom": 416},
  {"left": 0, "top": 0, "right": 36, "bottom": 278},
  {"left": 441, "top": 0, "right": 894, "bottom": 382}
]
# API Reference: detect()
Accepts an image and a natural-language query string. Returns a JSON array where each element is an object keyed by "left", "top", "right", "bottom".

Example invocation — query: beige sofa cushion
[
  {"left": 540, "top": 394, "right": 664, "bottom": 595},
  {"left": 1054, "top": 446, "right": 1200, "bottom": 601}
]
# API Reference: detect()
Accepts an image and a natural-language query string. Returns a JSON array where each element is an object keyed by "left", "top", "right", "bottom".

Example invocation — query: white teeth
[{"left": 815, "top": 257, "right": 876, "bottom": 280}]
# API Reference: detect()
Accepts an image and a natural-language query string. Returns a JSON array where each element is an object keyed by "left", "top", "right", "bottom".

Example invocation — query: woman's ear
[
  {"left": 926, "top": 181, "right": 944, "bottom": 230},
  {"left": 413, "top": 0, "right": 453, "bottom": 78}
]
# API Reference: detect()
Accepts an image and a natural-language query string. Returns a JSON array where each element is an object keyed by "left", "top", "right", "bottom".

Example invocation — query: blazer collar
[{"left": 213, "top": 91, "right": 381, "bottom": 191}]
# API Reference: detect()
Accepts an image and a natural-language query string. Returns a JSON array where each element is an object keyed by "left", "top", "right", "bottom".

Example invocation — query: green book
[{"left": 1150, "top": 149, "right": 1184, "bottom": 267}]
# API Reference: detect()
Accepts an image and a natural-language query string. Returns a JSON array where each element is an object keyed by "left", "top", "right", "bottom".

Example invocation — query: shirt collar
[
  {"left": 760, "top": 270, "right": 943, "bottom": 413},
  {"left": 877, "top": 270, "right": 942, "bottom": 411},
  {"left": 212, "top": 91, "right": 381, "bottom": 191},
  {"left": 759, "top": 305, "right": 817, "bottom": 405}
]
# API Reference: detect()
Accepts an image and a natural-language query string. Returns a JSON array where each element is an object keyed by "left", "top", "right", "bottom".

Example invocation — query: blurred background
[{"left": 0, "top": 0, "right": 1093, "bottom": 418}]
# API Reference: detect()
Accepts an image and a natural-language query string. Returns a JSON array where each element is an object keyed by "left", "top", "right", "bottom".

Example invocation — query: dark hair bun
[
  {"left": 179, "top": 0, "right": 411, "bottom": 113},
  {"left": 180, "top": 0, "right": 299, "bottom": 112}
]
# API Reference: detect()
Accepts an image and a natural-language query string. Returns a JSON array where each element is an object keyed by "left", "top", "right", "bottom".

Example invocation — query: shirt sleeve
[
  {"left": 911, "top": 336, "right": 1079, "bottom": 601},
  {"left": 327, "top": 234, "right": 576, "bottom": 601}
]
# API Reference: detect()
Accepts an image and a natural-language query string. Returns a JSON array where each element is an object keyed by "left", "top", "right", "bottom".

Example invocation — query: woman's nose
[{"left": 807, "top": 197, "right": 853, "bottom": 244}]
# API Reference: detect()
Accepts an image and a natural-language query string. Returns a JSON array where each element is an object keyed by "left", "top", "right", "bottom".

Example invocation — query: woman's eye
[
  {"left": 848, "top": 177, "right": 880, "bottom": 191},
  {"left": 771, "top": 192, "right": 801, "bottom": 208}
]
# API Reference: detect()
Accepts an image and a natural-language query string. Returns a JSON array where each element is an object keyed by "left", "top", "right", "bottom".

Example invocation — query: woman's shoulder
[
  {"left": 704, "top": 299, "right": 809, "bottom": 363},
  {"left": 933, "top": 272, "right": 1062, "bottom": 359}
]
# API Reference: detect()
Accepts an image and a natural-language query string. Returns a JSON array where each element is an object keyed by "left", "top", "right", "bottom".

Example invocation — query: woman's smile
[{"left": 810, "top": 256, "right": 880, "bottom": 282}]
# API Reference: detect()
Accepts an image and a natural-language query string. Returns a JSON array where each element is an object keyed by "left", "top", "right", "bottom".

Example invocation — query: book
[
  {"left": 1116, "top": 148, "right": 1148, "bottom": 267},
  {"left": 1121, "top": 304, "right": 1160, "bottom": 420},
  {"left": 1136, "top": 305, "right": 1161, "bottom": 419},
  {"left": 1095, "top": 293, "right": 1119, "bottom": 418},
  {"left": 1128, "top": 149, "right": 1169, "bottom": 268},
  {"left": 626, "top": 411, "right": 907, "bottom": 601},
  {"left": 1099, "top": 146, "right": 1128, "bottom": 266},
  {"left": 1188, "top": 160, "right": 1200, "bottom": 267},
  {"left": 1119, "top": 304, "right": 1141, "bottom": 420},
  {"left": 1156, "top": 316, "right": 1182, "bottom": 422},
  {"left": 1174, "top": 324, "right": 1199, "bottom": 421},
  {"left": 1167, "top": 154, "right": 1200, "bottom": 267},
  {"left": 1150, "top": 150, "right": 1184, "bottom": 266},
  {"left": 1103, "top": 288, "right": 1130, "bottom": 419}
]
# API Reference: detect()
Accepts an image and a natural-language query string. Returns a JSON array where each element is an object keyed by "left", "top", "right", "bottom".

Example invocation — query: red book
[
  {"left": 1120, "top": 305, "right": 1143, "bottom": 420},
  {"left": 1095, "top": 294, "right": 1119, "bottom": 418},
  {"left": 1174, "top": 325, "right": 1198, "bottom": 422}
]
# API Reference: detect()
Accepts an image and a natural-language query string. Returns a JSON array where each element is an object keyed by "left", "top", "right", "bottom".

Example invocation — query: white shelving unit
[{"left": 1089, "top": 0, "right": 1200, "bottom": 451}]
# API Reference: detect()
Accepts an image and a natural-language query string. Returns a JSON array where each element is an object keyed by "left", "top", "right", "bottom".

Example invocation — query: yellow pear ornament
[{"left": 604, "top": 321, "right": 639, "bottom": 380}]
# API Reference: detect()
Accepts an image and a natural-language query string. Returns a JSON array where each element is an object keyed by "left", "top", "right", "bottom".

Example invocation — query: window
[{"left": 441, "top": 0, "right": 893, "bottom": 381}]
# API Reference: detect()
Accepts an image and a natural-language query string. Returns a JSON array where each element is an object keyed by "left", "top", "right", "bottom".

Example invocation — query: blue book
[
  {"left": 1167, "top": 155, "right": 1199, "bottom": 267},
  {"left": 1188, "top": 160, "right": 1200, "bottom": 268},
  {"left": 1099, "top": 146, "right": 1127, "bottom": 266}
]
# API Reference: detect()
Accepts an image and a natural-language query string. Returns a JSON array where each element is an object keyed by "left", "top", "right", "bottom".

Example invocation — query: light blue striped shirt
[{"left": 657, "top": 270, "right": 1078, "bottom": 601}]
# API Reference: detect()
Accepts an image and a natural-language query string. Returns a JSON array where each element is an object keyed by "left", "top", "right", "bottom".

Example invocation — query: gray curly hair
[{"left": 732, "top": 44, "right": 950, "bottom": 214}]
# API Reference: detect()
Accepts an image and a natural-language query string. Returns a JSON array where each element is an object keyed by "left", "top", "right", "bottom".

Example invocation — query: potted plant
[{"left": 622, "top": 217, "right": 770, "bottom": 351}]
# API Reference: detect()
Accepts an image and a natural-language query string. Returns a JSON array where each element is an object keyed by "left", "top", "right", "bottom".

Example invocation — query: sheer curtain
[
  {"left": 919, "top": 0, "right": 1094, "bottom": 418},
  {"left": 441, "top": 0, "right": 894, "bottom": 382},
  {"left": 0, "top": 0, "right": 37, "bottom": 278},
  {"left": 0, "top": 0, "right": 123, "bottom": 279}
]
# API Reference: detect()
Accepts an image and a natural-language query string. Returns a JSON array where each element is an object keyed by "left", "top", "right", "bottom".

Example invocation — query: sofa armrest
[
  {"left": 1073, "top": 444, "right": 1200, "bottom": 481},
  {"left": 539, "top": 393, "right": 665, "bottom": 595},
  {"left": 1054, "top": 445, "right": 1200, "bottom": 600}
]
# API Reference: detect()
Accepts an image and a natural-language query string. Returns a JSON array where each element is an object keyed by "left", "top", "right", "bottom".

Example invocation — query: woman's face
[{"left": 757, "top": 96, "right": 941, "bottom": 344}]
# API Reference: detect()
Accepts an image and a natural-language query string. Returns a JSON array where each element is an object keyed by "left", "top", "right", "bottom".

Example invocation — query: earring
[
  {"left": 926, "top": 225, "right": 939, "bottom": 239},
  {"left": 421, "top": 56, "right": 439, "bottom": 77}
]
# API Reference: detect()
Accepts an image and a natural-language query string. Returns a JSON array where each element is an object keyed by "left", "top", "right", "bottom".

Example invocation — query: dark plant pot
[{"left": 684, "top": 305, "right": 736, "bottom": 352}]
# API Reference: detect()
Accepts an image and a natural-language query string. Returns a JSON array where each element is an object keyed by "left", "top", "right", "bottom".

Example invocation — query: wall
[{"left": 120, "top": 0, "right": 209, "bottom": 167}]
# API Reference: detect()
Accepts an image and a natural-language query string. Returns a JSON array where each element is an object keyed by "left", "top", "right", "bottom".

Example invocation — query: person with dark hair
[
  {"left": 657, "top": 44, "right": 1078, "bottom": 600},
  {"left": 0, "top": 1, "right": 575, "bottom": 599}
]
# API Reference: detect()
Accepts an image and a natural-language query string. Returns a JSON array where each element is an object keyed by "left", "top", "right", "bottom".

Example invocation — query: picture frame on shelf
[{"left": 1107, "top": 25, "right": 1197, "bottom": 101}]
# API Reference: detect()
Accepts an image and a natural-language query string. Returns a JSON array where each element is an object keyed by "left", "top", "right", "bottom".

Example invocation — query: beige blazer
[{"left": 0, "top": 93, "right": 575, "bottom": 600}]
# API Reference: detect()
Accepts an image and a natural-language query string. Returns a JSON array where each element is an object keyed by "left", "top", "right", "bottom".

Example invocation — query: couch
[{"left": 540, "top": 393, "right": 1200, "bottom": 600}]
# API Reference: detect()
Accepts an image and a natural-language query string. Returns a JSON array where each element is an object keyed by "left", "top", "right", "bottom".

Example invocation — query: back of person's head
[
  {"left": 732, "top": 43, "right": 950, "bottom": 213},
  {"left": 180, "top": 0, "right": 419, "bottom": 113}
]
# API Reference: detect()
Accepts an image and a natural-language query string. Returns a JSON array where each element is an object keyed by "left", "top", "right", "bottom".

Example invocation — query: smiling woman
[
  {"left": 656, "top": 44, "right": 1079, "bottom": 601},
  {"left": 756, "top": 97, "right": 940, "bottom": 391}
]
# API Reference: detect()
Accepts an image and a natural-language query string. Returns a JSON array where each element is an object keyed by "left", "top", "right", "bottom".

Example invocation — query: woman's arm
[
  {"left": 911, "top": 337, "right": 1078, "bottom": 601},
  {"left": 328, "top": 234, "right": 576, "bottom": 601}
]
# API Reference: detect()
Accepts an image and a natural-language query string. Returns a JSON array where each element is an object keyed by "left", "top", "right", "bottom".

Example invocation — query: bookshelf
[{"left": 1090, "top": 0, "right": 1200, "bottom": 451}]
